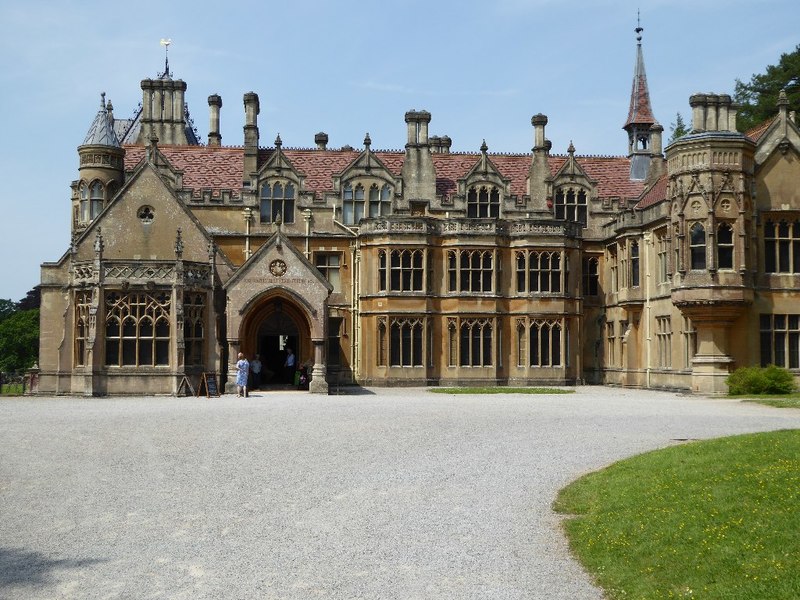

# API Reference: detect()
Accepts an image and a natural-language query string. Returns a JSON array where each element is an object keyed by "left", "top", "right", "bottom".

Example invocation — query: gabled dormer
[
  {"left": 332, "top": 134, "right": 400, "bottom": 225},
  {"left": 457, "top": 141, "right": 511, "bottom": 218},
  {"left": 256, "top": 135, "right": 306, "bottom": 226},
  {"left": 550, "top": 143, "right": 597, "bottom": 227}
]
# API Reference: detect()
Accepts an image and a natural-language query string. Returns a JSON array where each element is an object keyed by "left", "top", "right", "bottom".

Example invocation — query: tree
[
  {"left": 0, "top": 308, "right": 39, "bottom": 372},
  {"left": 668, "top": 112, "right": 690, "bottom": 143},
  {"left": 0, "top": 299, "right": 15, "bottom": 324},
  {"left": 17, "top": 286, "right": 41, "bottom": 311},
  {"left": 734, "top": 44, "right": 800, "bottom": 132}
]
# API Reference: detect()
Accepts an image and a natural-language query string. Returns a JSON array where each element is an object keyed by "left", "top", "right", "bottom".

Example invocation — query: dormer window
[
  {"left": 369, "top": 184, "right": 392, "bottom": 218},
  {"left": 554, "top": 188, "right": 587, "bottom": 226},
  {"left": 260, "top": 181, "right": 295, "bottom": 224},
  {"left": 343, "top": 183, "right": 365, "bottom": 224},
  {"left": 467, "top": 185, "right": 499, "bottom": 218}
]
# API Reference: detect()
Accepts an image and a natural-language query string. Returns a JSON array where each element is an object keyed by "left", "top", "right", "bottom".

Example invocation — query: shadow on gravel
[
  {"left": 0, "top": 547, "right": 104, "bottom": 589},
  {"left": 327, "top": 385, "right": 376, "bottom": 396}
]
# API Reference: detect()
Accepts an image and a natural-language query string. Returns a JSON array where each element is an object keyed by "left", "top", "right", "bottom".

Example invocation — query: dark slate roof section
[
  {"left": 623, "top": 36, "right": 656, "bottom": 129},
  {"left": 123, "top": 146, "right": 645, "bottom": 203},
  {"left": 82, "top": 95, "right": 120, "bottom": 147}
]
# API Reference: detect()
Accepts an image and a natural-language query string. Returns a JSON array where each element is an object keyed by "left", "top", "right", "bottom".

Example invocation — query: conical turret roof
[
  {"left": 623, "top": 25, "right": 656, "bottom": 130},
  {"left": 82, "top": 93, "right": 120, "bottom": 147}
]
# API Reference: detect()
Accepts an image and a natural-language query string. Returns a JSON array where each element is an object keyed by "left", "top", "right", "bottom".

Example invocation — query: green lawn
[
  {"left": 554, "top": 430, "right": 800, "bottom": 599},
  {"left": 734, "top": 393, "right": 800, "bottom": 409},
  {"left": 0, "top": 383, "right": 24, "bottom": 396},
  {"left": 429, "top": 387, "right": 574, "bottom": 395}
]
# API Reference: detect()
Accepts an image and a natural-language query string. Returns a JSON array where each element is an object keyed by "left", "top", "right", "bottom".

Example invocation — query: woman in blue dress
[{"left": 235, "top": 352, "right": 249, "bottom": 397}]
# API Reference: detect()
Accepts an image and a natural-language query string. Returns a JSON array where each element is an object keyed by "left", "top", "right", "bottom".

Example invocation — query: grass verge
[
  {"left": 732, "top": 393, "right": 800, "bottom": 409},
  {"left": 554, "top": 430, "right": 800, "bottom": 599},
  {"left": 0, "top": 384, "right": 24, "bottom": 396},
  {"left": 429, "top": 387, "right": 573, "bottom": 395}
]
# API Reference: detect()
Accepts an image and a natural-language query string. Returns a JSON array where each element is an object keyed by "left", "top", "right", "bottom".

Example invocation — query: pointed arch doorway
[{"left": 240, "top": 295, "right": 311, "bottom": 388}]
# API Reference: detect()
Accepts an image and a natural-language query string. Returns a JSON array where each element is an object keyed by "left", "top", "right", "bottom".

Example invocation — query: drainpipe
[
  {"left": 351, "top": 240, "right": 361, "bottom": 382},
  {"left": 644, "top": 231, "right": 652, "bottom": 388},
  {"left": 242, "top": 208, "right": 253, "bottom": 259},
  {"left": 303, "top": 209, "right": 312, "bottom": 259}
]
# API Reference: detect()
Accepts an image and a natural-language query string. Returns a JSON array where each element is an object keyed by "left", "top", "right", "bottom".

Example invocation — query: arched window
[
  {"left": 105, "top": 291, "right": 171, "bottom": 367},
  {"left": 529, "top": 321, "right": 562, "bottom": 367},
  {"left": 467, "top": 186, "right": 500, "bottom": 218},
  {"left": 368, "top": 184, "right": 392, "bottom": 218},
  {"left": 459, "top": 319, "right": 493, "bottom": 366},
  {"left": 690, "top": 223, "right": 706, "bottom": 270},
  {"left": 79, "top": 183, "right": 89, "bottom": 223},
  {"left": 448, "top": 250, "right": 493, "bottom": 293},
  {"left": 389, "top": 318, "right": 424, "bottom": 366},
  {"left": 582, "top": 256, "right": 599, "bottom": 296},
  {"left": 260, "top": 181, "right": 296, "bottom": 224},
  {"left": 89, "top": 181, "right": 104, "bottom": 220},
  {"left": 342, "top": 183, "right": 366, "bottom": 225},
  {"left": 717, "top": 223, "right": 734, "bottom": 270}
]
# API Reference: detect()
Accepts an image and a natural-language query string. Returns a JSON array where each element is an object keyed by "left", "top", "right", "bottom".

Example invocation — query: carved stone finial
[
  {"left": 568, "top": 141, "right": 576, "bottom": 155},
  {"left": 364, "top": 132, "right": 371, "bottom": 148},
  {"left": 275, "top": 134, "right": 282, "bottom": 148},
  {"left": 175, "top": 228, "right": 184, "bottom": 256},
  {"left": 94, "top": 228, "right": 104, "bottom": 254},
  {"left": 480, "top": 139, "right": 488, "bottom": 154}
]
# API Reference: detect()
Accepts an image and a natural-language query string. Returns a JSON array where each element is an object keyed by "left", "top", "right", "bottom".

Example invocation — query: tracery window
[
  {"left": 554, "top": 189, "right": 587, "bottom": 226},
  {"left": 689, "top": 222, "right": 706, "bottom": 270},
  {"left": 516, "top": 251, "right": 561, "bottom": 294},
  {"left": 448, "top": 250, "right": 494, "bottom": 293},
  {"left": 377, "top": 319, "right": 387, "bottom": 366},
  {"left": 764, "top": 219, "right": 800, "bottom": 273},
  {"left": 79, "top": 183, "right": 89, "bottom": 223},
  {"left": 104, "top": 291, "right": 171, "bottom": 367},
  {"left": 183, "top": 292, "right": 206, "bottom": 366},
  {"left": 466, "top": 185, "right": 500, "bottom": 218},
  {"left": 343, "top": 183, "right": 365, "bottom": 224},
  {"left": 379, "top": 249, "right": 424, "bottom": 292},
  {"left": 368, "top": 184, "right": 393, "bottom": 218},
  {"left": 459, "top": 318, "right": 493, "bottom": 367},
  {"left": 608, "top": 245, "right": 619, "bottom": 292},
  {"left": 389, "top": 318, "right": 424, "bottom": 367},
  {"left": 682, "top": 316, "right": 697, "bottom": 369},
  {"left": 260, "top": 180, "right": 296, "bottom": 224},
  {"left": 717, "top": 222, "right": 734, "bottom": 270},
  {"left": 760, "top": 314, "right": 800, "bottom": 369},
  {"left": 582, "top": 256, "right": 599, "bottom": 296},
  {"left": 74, "top": 291, "right": 92, "bottom": 366},
  {"left": 607, "top": 321, "right": 617, "bottom": 366},
  {"left": 528, "top": 320, "right": 562, "bottom": 367}
]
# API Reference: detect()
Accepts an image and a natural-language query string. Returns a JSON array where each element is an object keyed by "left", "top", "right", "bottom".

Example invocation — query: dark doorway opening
[{"left": 259, "top": 334, "right": 298, "bottom": 385}]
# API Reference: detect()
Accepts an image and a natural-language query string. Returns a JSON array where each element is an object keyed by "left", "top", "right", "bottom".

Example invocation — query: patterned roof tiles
[
  {"left": 634, "top": 173, "right": 669, "bottom": 210},
  {"left": 745, "top": 116, "right": 776, "bottom": 143},
  {"left": 122, "top": 145, "right": 644, "bottom": 202}
]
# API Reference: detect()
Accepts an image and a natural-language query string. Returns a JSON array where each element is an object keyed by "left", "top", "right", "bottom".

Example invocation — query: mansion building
[{"left": 35, "top": 31, "right": 800, "bottom": 395}]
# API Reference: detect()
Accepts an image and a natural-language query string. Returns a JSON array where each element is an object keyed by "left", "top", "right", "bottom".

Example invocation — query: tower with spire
[
  {"left": 623, "top": 17, "right": 663, "bottom": 181},
  {"left": 73, "top": 93, "right": 125, "bottom": 233}
]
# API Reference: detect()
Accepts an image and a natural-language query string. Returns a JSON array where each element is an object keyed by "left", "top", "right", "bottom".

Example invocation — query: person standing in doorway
[
  {"left": 250, "top": 354, "right": 262, "bottom": 390},
  {"left": 284, "top": 347, "right": 296, "bottom": 385},
  {"left": 235, "top": 352, "right": 249, "bottom": 397}
]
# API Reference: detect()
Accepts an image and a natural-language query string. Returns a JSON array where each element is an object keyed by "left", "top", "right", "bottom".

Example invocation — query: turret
[
  {"left": 623, "top": 21, "right": 660, "bottom": 181},
  {"left": 74, "top": 93, "right": 125, "bottom": 232}
]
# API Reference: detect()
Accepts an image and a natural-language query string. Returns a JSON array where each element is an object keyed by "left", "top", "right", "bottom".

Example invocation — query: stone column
[
  {"left": 225, "top": 339, "right": 241, "bottom": 394},
  {"left": 309, "top": 338, "right": 328, "bottom": 394}
]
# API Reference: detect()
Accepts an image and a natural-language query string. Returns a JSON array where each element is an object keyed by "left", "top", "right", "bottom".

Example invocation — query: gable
[{"left": 73, "top": 164, "right": 215, "bottom": 264}]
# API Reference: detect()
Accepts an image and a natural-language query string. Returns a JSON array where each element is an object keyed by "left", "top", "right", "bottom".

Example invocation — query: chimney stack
[
  {"left": 243, "top": 92, "right": 260, "bottom": 178},
  {"left": 315, "top": 132, "right": 328, "bottom": 150},
  {"left": 208, "top": 94, "right": 222, "bottom": 147}
]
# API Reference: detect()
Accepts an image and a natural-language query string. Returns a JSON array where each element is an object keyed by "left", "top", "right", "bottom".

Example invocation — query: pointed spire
[
  {"left": 82, "top": 92, "right": 121, "bottom": 147},
  {"left": 623, "top": 19, "right": 656, "bottom": 130}
]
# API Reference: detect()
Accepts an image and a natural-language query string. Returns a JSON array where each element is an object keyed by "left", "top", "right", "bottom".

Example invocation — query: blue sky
[{"left": 1, "top": 0, "right": 798, "bottom": 301}]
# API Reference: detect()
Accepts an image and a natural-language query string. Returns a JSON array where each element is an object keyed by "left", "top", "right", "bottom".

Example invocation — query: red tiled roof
[
  {"left": 634, "top": 173, "right": 668, "bottom": 210},
  {"left": 745, "top": 116, "right": 776, "bottom": 143},
  {"left": 122, "top": 145, "right": 644, "bottom": 202}
]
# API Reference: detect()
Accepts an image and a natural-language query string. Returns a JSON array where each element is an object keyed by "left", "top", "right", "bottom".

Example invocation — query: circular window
[{"left": 138, "top": 206, "right": 155, "bottom": 223}]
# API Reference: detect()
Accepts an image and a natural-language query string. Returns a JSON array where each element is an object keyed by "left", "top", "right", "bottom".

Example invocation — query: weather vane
[{"left": 159, "top": 38, "right": 172, "bottom": 78}]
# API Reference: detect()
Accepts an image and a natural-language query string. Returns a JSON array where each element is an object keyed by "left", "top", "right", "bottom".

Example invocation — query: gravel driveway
[{"left": 2, "top": 386, "right": 799, "bottom": 599}]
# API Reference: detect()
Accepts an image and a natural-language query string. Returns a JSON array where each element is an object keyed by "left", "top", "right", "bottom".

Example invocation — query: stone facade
[{"left": 34, "top": 34, "right": 800, "bottom": 395}]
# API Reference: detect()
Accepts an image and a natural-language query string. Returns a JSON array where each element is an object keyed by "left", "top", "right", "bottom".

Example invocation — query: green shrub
[{"left": 727, "top": 364, "right": 796, "bottom": 395}]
